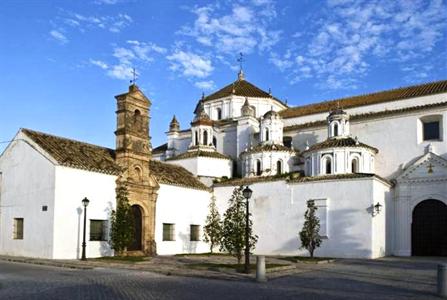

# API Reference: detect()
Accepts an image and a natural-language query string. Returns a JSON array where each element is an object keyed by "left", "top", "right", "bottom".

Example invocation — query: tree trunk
[
  {"left": 310, "top": 248, "right": 314, "bottom": 258},
  {"left": 210, "top": 243, "right": 214, "bottom": 254}
]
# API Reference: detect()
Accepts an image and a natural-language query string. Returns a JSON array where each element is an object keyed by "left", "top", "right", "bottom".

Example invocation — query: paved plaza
[{"left": 0, "top": 257, "right": 444, "bottom": 299}]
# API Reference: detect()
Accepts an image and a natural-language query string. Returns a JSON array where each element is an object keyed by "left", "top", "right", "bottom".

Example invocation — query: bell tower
[{"left": 115, "top": 83, "right": 159, "bottom": 255}]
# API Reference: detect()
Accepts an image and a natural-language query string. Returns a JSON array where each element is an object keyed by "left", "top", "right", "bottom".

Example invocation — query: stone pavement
[
  {"left": 0, "top": 256, "right": 444, "bottom": 299},
  {"left": 0, "top": 254, "right": 302, "bottom": 281}
]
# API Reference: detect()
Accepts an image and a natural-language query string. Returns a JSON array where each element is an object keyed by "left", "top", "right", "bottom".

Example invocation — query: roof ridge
[
  {"left": 281, "top": 79, "right": 447, "bottom": 118},
  {"left": 21, "top": 128, "right": 114, "bottom": 152},
  {"left": 322, "top": 79, "right": 447, "bottom": 105}
]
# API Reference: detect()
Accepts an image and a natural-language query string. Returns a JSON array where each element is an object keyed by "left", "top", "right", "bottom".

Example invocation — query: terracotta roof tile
[
  {"left": 166, "top": 150, "right": 232, "bottom": 161},
  {"left": 149, "top": 160, "right": 209, "bottom": 191},
  {"left": 22, "top": 128, "right": 121, "bottom": 175},
  {"left": 303, "top": 137, "right": 378, "bottom": 153},
  {"left": 214, "top": 173, "right": 391, "bottom": 186},
  {"left": 203, "top": 78, "right": 287, "bottom": 107},
  {"left": 22, "top": 129, "right": 210, "bottom": 190},
  {"left": 280, "top": 80, "right": 447, "bottom": 119},
  {"left": 241, "top": 143, "right": 296, "bottom": 155},
  {"left": 153, "top": 143, "right": 167, "bottom": 154},
  {"left": 288, "top": 173, "right": 391, "bottom": 185},
  {"left": 284, "top": 101, "right": 447, "bottom": 132}
]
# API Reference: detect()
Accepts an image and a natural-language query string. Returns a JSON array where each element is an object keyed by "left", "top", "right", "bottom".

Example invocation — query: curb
[{"left": 0, "top": 257, "right": 93, "bottom": 270}]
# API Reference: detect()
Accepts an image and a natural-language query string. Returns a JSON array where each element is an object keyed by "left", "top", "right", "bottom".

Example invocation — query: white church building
[{"left": 1, "top": 72, "right": 446, "bottom": 259}]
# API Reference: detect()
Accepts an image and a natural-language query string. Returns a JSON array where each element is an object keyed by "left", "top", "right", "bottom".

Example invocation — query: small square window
[
  {"left": 89, "top": 220, "right": 108, "bottom": 241},
  {"left": 423, "top": 121, "right": 440, "bottom": 141},
  {"left": 13, "top": 218, "right": 24, "bottom": 240},
  {"left": 42, "top": 205, "right": 48, "bottom": 211},
  {"left": 163, "top": 223, "right": 175, "bottom": 241},
  {"left": 190, "top": 225, "right": 200, "bottom": 242}
]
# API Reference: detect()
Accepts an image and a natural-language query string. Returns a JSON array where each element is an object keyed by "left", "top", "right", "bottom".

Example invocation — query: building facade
[
  {"left": 1, "top": 76, "right": 446, "bottom": 259},
  {"left": 154, "top": 75, "right": 447, "bottom": 258}
]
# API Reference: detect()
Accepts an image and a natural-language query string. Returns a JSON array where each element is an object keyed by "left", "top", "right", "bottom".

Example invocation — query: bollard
[
  {"left": 439, "top": 264, "right": 447, "bottom": 298},
  {"left": 256, "top": 255, "right": 267, "bottom": 282}
]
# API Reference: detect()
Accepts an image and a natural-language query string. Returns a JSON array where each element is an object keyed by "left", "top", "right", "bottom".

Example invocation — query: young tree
[
  {"left": 110, "top": 184, "right": 135, "bottom": 256},
  {"left": 299, "top": 200, "right": 322, "bottom": 258},
  {"left": 203, "top": 194, "right": 222, "bottom": 253},
  {"left": 221, "top": 186, "right": 258, "bottom": 264}
]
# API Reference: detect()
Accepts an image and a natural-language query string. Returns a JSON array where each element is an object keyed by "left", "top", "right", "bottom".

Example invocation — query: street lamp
[
  {"left": 374, "top": 202, "right": 382, "bottom": 215},
  {"left": 81, "top": 197, "right": 90, "bottom": 261},
  {"left": 242, "top": 186, "right": 253, "bottom": 274}
]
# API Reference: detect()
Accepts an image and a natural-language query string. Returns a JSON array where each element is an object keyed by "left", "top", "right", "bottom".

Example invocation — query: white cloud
[
  {"left": 126, "top": 40, "right": 166, "bottom": 62},
  {"left": 89, "top": 40, "right": 165, "bottom": 81},
  {"left": 94, "top": 0, "right": 121, "bottom": 4},
  {"left": 60, "top": 12, "right": 133, "bottom": 33},
  {"left": 167, "top": 50, "right": 214, "bottom": 78},
  {"left": 273, "top": 0, "right": 446, "bottom": 89},
  {"left": 89, "top": 59, "right": 108, "bottom": 69},
  {"left": 195, "top": 80, "right": 215, "bottom": 90},
  {"left": 180, "top": 2, "right": 281, "bottom": 54},
  {"left": 49, "top": 30, "right": 68, "bottom": 44},
  {"left": 107, "top": 64, "right": 133, "bottom": 80}
]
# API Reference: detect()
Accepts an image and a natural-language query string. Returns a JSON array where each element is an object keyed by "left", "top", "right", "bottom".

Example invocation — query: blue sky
[{"left": 0, "top": 0, "right": 446, "bottom": 152}]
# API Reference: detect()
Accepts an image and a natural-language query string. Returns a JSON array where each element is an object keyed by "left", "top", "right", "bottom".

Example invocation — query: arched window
[
  {"left": 351, "top": 158, "right": 359, "bottom": 173},
  {"left": 265, "top": 129, "right": 269, "bottom": 141},
  {"left": 134, "top": 166, "right": 142, "bottom": 182},
  {"left": 333, "top": 123, "right": 339, "bottom": 137},
  {"left": 133, "top": 109, "right": 141, "bottom": 127},
  {"left": 212, "top": 136, "right": 217, "bottom": 147},
  {"left": 203, "top": 130, "right": 208, "bottom": 145},
  {"left": 195, "top": 131, "right": 199, "bottom": 146},
  {"left": 323, "top": 157, "right": 332, "bottom": 174},
  {"left": 276, "top": 160, "right": 282, "bottom": 175},
  {"left": 216, "top": 108, "right": 222, "bottom": 120},
  {"left": 256, "top": 160, "right": 262, "bottom": 176}
]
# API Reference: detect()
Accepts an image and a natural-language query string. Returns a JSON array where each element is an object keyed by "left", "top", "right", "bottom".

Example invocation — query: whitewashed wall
[
  {"left": 52, "top": 166, "right": 117, "bottom": 259},
  {"left": 290, "top": 106, "right": 447, "bottom": 178},
  {"left": 214, "top": 177, "right": 390, "bottom": 259},
  {"left": 204, "top": 95, "right": 285, "bottom": 120},
  {"left": 168, "top": 157, "right": 232, "bottom": 179},
  {"left": 155, "top": 184, "right": 211, "bottom": 255},
  {"left": 0, "top": 135, "right": 56, "bottom": 258}
]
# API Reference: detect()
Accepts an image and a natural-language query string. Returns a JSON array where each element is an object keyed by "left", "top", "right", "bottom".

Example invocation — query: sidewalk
[{"left": 0, "top": 254, "right": 314, "bottom": 281}]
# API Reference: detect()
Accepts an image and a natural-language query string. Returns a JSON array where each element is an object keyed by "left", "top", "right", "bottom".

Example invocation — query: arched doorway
[
  {"left": 128, "top": 205, "right": 143, "bottom": 251},
  {"left": 412, "top": 199, "right": 447, "bottom": 256}
]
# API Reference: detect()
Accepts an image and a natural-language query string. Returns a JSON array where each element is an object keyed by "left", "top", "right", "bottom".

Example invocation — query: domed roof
[
  {"left": 328, "top": 107, "right": 347, "bottom": 116},
  {"left": 263, "top": 109, "right": 280, "bottom": 119}
]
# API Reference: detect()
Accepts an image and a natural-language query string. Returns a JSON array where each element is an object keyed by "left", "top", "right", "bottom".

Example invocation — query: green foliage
[
  {"left": 299, "top": 200, "right": 322, "bottom": 258},
  {"left": 203, "top": 195, "right": 222, "bottom": 253},
  {"left": 220, "top": 186, "right": 258, "bottom": 264},
  {"left": 110, "top": 184, "right": 135, "bottom": 255}
]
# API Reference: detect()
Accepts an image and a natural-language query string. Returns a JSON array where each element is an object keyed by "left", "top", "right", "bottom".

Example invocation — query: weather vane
[
  {"left": 237, "top": 52, "right": 244, "bottom": 72},
  {"left": 130, "top": 67, "right": 138, "bottom": 85}
]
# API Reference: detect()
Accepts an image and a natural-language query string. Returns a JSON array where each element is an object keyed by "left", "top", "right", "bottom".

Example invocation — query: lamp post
[
  {"left": 81, "top": 197, "right": 90, "bottom": 261},
  {"left": 242, "top": 186, "right": 253, "bottom": 274}
]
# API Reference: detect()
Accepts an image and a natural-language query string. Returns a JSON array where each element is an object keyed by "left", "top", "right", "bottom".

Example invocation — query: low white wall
[
  {"left": 155, "top": 184, "right": 211, "bottom": 255},
  {"left": 168, "top": 157, "right": 232, "bottom": 179},
  {"left": 167, "top": 158, "right": 197, "bottom": 176},
  {"left": 0, "top": 137, "right": 56, "bottom": 258},
  {"left": 214, "top": 177, "right": 390, "bottom": 259},
  {"left": 52, "top": 166, "right": 117, "bottom": 259}
]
